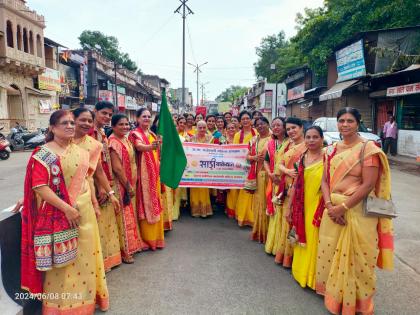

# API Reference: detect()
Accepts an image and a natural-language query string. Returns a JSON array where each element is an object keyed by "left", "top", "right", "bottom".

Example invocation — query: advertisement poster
[
  {"left": 179, "top": 143, "right": 249, "bottom": 189},
  {"left": 38, "top": 68, "right": 61, "bottom": 92},
  {"left": 336, "top": 39, "right": 366, "bottom": 82}
]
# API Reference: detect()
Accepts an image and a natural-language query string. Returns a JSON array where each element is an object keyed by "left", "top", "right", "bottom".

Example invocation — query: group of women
[
  {"left": 172, "top": 107, "right": 394, "bottom": 315},
  {"left": 20, "top": 102, "right": 173, "bottom": 314},
  {"left": 20, "top": 102, "right": 394, "bottom": 315}
]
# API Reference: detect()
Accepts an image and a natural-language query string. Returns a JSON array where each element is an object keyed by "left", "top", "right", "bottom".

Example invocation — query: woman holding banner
[
  {"left": 264, "top": 117, "right": 287, "bottom": 254},
  {"left": 130, "top": 108, "right": 165, "bottom": 249},
  {"left": 190, "top": 120, "right": 213, "bottom": 217},
  {"left": 224, "top": 122, "right": 239, "bottom": 218},
  {"left": 249, "top": 117, "right": 271, "bottom": 243},
  {"left": 234, "top": 111, "right": 257, "bottom": 227},
  {"left": 273, "top": 117, "right": 306, "bottom": 267}
]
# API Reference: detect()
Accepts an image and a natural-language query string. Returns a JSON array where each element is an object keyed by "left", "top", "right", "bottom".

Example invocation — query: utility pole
[
  {"left": 175, "top": 0, "right": 193, "bottom": 112},
  {"left": 200, "top": 82, "right": 209, "bottom": 105},
  {"left": 188, "top": 61, "right": 208, "bottom": 107},
  {"left": 114, "top": 61, "right": 118, "bottom": 111}
]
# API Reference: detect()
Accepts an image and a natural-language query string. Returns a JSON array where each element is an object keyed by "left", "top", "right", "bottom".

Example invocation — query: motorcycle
[
  {"left": 7, "top": 126, "right": 46, "bottom": 150},
  {"left": 0, "top": 127, "right": 12, "bottom": 160}
]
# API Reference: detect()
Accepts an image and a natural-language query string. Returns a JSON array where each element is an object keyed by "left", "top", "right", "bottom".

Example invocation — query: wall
[{"left": 398, "top": 129, "right": 420, "bottom": 157}]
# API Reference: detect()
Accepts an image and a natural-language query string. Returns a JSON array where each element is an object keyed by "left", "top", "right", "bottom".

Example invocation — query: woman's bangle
[{"left": 342, "top": 202, "right": 350, "bottom": 211}]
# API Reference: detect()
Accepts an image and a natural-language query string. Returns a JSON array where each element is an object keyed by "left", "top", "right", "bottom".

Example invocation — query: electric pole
[
  {"left": 200, "top": 82, "right": 209, "bottom": 105},
  {"left": 188, "top": 61, "right": 208, "bottom": 107},
  {"left": 175, "top": 0, "right": 193, "bottom": 112}
]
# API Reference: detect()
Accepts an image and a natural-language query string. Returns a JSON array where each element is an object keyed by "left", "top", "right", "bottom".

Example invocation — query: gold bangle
[{"left": 342, "top": 202, "right": 350, "bottom": 211}]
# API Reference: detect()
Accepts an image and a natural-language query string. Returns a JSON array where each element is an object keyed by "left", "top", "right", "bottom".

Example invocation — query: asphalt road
[{"left": 1, "top": 151, "right": 420, "bottom": 314}]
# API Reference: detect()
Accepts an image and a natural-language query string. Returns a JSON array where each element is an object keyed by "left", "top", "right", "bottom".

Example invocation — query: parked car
[{"left": 313, "top": 117, "right": 382, "bottom": 147}]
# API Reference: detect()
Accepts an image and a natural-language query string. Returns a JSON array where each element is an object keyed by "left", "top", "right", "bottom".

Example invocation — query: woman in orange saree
[
  {"left": 273, "top": 117, "right": 306, "bottom": 267},
  {"left": 74, "top": 107, "right": 122, "bottom": 272},
  {"left": 21, "top": 110, "right": 109, "bottom": 314},
  {"left": 316, "top": 108, "right": 394, "bottom": 315},
  {"left": 130, "top": 108, "right": 165, "bottom": 250},
  {"left": 109, "top": 114, "right": 146, "bottom": 263},
  {"left": 234, "top": 110, "right": 257, "bottom": 227},
  {"left": 249, "top": 117, "right": 271, "bottom": 243}
]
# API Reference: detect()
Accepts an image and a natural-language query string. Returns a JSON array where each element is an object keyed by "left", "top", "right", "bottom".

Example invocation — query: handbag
[{"left": 360, "top": 141, "right": 397, "bottom": 218}]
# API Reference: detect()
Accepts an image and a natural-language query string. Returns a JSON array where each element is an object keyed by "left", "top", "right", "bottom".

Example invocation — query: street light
[{"left": 188, "top": 61, "right": 208, "bottom": 107}]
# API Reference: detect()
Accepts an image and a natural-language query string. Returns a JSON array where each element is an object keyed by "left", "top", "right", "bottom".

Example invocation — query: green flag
[{"left": 157, "top": 89, "right": 187, "bottom": 188}]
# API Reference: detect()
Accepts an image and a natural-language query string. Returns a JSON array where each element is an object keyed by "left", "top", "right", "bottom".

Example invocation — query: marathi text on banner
[{"left": 179, "top": 143, "right": 250, "bottom": 189}]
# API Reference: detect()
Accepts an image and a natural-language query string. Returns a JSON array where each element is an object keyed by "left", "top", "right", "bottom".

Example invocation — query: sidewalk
[{"left": 388, "top": 154, "right": 419, "bottom": 167}]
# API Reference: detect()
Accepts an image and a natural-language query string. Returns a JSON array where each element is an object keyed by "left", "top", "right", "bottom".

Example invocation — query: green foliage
[
  {"left": 79, "top": 30, "right": 139, "bottom": 72},
  {"left": 216, "top": 85, "right": 249, "bottom": 103}
]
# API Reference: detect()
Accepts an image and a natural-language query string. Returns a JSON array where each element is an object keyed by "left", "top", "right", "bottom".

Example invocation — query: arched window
[
  {"left": 23, "top": 28, "right": 29, "bottom": 53},
  {"left": 17, "top": 25, "right": 22, "bottom": 50},
  {"left": 6, "top": 21, "right": 13, "bottom": 48},
  {"left": 36, "top": 34, "right": 42, "bottom": 57},
  {"left": 29, "top": 31, "right": 34, "bottom": 54}
]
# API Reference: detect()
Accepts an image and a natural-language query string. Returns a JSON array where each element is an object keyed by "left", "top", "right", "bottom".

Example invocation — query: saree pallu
[
  {"left": 77, "top": 135, "right": 122, "bottom": 271},
  {"left": 42, "top": 144, "right": 109, "bottom": 314},
  {"left": 173, "top": 187, "right": 187, "bottom": 220},
  {"left": 265, "top": 139, "right": 290, "bottom": 255},
  {"left": 109, "top": 136, "right": 145, "bottom": 259},
  {"left": 316, "top": 142, "right": 394, "bottom": 315},
  {"left": 292, "top": 159, "right": 323, "bottom": 289},
  {"left": 162, "top": 185, "right": 174, "bottom": 230},
  {"left": 234, "top": 129, "right": 257, "bottom": 227},
  {"left": 129, "top": 130, "right": 165, "bottom": 250},
  {"left": 274, "top": 142, "right": 306, "bottom": 267}
]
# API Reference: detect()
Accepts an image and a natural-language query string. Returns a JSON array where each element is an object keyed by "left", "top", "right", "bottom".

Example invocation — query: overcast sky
[{"left": 29, "top": 0, "right": 323, "bottom": 102}]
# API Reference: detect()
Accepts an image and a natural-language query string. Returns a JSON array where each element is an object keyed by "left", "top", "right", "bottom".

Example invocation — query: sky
[{"left": 28, "top": 0, "right": 324, "bottom": 102}]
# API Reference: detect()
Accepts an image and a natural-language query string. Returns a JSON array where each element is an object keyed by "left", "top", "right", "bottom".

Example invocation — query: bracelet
[
  {"left": 341, "top": 202, "right": 350, "bottom": 210},
  {"left": 107, "top": 190, "right": 115, "bottom": 197}
]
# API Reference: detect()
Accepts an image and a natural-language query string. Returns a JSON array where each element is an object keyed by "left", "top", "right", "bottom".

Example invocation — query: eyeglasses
[{"left": 57, "top": 120, "right": 75, "bottom": 127}]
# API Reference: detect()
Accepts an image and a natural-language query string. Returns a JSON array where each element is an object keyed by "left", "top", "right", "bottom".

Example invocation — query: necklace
[{"left": 305, "top": 150, "right": 322, "bottom": 165}]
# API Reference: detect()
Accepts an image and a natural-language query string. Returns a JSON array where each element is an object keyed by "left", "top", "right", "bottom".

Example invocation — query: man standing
[{"left": 383, "top": 115, "right": 398, "bottom": 156}]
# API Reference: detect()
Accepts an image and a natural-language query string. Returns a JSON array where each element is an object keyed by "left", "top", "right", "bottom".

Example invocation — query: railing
[{"left": 0, "top": 0, "right": 45, "bottom": 25}]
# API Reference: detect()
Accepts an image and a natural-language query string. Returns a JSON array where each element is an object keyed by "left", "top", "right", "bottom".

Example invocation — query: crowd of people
[{"left": 18, "top": 101, "right": 394, "bottom": 315}]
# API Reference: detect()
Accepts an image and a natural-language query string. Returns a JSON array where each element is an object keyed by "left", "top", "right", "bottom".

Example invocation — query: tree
[
  {"left": 216, "top": 85, "right": 249, "bottom": 103},
  {"left": 79, "top": 30, "right": 140, "bottom": 72}
]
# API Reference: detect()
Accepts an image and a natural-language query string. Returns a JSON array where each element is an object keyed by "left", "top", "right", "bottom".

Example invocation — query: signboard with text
[
  {"left": 287, "top": 84, "right": 305, "bottom": 101},
  {"left": 38, "top": 68, "right": 61, "bottom": 92},
  {"left": 387, "top": 82, "right": 420, "bottom": 97},
  {"left": 336, "top": 40, "right": 366, "bottom": 82},
  {"left": 179, "top": 143, "right": 249, "bottom": 189}
]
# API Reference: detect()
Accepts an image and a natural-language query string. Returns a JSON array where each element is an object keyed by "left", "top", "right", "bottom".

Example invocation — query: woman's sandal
[{"left": 122, "top": 256, "right": 134, "bottom": 264}]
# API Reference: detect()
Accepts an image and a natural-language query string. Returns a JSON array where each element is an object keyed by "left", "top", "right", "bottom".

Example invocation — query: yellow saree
[{"left": 316, "top": 141, "right": 394, "bottom": 315}]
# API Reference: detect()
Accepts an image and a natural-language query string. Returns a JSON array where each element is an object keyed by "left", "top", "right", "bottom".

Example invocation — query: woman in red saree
[
  {"left": 316, "top": 108, "right": 394, "bottom": 315},
  {"left": 109, "top": 114, "right": 146, "bottom": 263},
  {"left": 21, "top": 109, "right": 109, "bottom": 314},
  {"left": 273, "top": 117, "right": 306, "bottom": 267},
  {"left": 129, "top": 108, "right": 165, "bottom": 250}
]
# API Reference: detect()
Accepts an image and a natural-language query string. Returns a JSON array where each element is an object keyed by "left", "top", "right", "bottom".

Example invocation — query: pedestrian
[
  {"left": 224, "top": 122, "right": 239, "bottom": 218},
  {"left": 109, "top": 114, "right": 146, "bottom": 263},
  {"left": 189, "top": 120, "right": 213, "bottom": 218},
  {"left": 129, "top": 108, "right": 166, "bottom": 249},
  {"left": 264, "top": 117, "right": 287, "bottom": 255},
  {"left": 21, "top": 109, "right": 109, "bottom": 313},
  {"left": 316, "top": 107, "right": 394, "bottom": 315},
  {"left": 249, "top": 117, "right": 271, "bottom": 243},
  {"left": 90, "top": 101, "right": 123, "bottom": 272},
  {"left": 73, "top": 107, "right": 122, "bottom": 272},
  {"left": 234, "top": 110, "right": 257, "bottom": 227},
  {"left": 382, "top": 115, "right": 398, "bottom": 156},
  {"left": 273, "top": 117, "right": 307, "bottom": 267},
  {"left": 286, "top": 126, "right": 324, "bottom": 290}
]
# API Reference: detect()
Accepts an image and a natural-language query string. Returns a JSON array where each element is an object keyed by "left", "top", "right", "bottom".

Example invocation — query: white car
[{"left": 313, "top": 117, "right": 382, "bottom": 147}]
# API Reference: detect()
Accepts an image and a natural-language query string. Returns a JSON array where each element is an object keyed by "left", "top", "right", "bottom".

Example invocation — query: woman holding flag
[{"left": 130, "top": 108, "right": 165, "bottom": 250}]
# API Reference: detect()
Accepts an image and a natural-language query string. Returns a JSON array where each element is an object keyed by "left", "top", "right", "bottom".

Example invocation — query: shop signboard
[
  {"left": 98, "top": 90, "right": 113, "bottom": 102},
  {"left": 117, "top": 94, "right": 126, "bottom": 110},
  {"left": 387, "top": 82, "right": 420, "bottom": 97},
  {"left": 39, "top": 100, "right": 52, "bottom": 114},
  {"left": 125, "top": 96, "right": 138, "bottom": 110},
  {"left": 336, "top": 40, "right": 366, "bottom": 82},
  {"left": 38, "top": 68, "right": 61, "bottom": 92},
  {"left": 196, "top": 106, "right": 207, "bottom": 117},
  {"left": 265, "top": 90, "right": 273, "bottom": 108},
  {"left": 287, "top": 84, "right": 305, "bottom": 101}
]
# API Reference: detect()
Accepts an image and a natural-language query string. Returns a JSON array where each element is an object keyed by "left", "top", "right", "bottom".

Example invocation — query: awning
[
  {"left": 319, "top": 79, "right": 359, "bottom": 102},
  {"left": 25, "top": 87, "right": 51, "bottom": 97}
]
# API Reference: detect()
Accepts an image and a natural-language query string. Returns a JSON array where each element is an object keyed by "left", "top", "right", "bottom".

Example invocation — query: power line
[
  {"left": 186, "top": 19, "right": 197, "bottom": 64},
  {"left": 142, "top": 14, "right": 176, "bottom": 46}
]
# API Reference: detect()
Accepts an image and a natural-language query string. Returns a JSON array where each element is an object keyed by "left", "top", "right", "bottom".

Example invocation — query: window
[
  {"left": 17, "top": 25, "right": 22, "bottom": 50},
  {"left": 23, "top": 28, "right": 29, "bottom": 53},
  {"left": 6, "top": 21, "right": 13, "bottom": 48},
  {"left": 36, "top": 34, "right": 42, "bottom": 57},
  {"left": 29, "top": 31, "right": 34, "bottom": 54},
  {"left": 398, "top": 95, "right": 420, "bottom": 130}
]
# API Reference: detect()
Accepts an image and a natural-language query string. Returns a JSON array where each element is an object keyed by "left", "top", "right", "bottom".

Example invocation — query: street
[{"left": 1, "top": 152, "right": 420, "bottom": 314}]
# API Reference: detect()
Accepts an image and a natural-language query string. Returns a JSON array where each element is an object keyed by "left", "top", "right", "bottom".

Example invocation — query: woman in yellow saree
[
  {"left": 189, "top": 120, "right": 213, "bottom": 217},
  {"left": 274, "top": 117, "right": 306, "bottom": 267},
  {"left": 316, "top": 107, "right": 394, "bottom": 315},
  {"left": 130, "top": 108, "right": 165, "bottom": 249},
  {"left": 224, "top": 122, "right": 238, "bottom": 218},
  {"left": 249, "top": 117, "right": 271, "bottom": 243},
  {"left": 21, "top": 110, "right": 109, "bottom": 314},
  {"left": 264, "top": 117, "right": 287, "bottom": 255},
  {"left": 286, "top": 126, "right": 324, "bottom": 289},
  {"left": 110, "top": 114, "right": 146, "bottom": 262},
  {"left": 234, "top": 110, "right": 257, "bottom": 226}
]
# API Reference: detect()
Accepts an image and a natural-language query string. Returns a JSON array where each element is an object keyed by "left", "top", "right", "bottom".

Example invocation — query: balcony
[{"left": 0, "top": 47, "right": 44, "bottom": 76}]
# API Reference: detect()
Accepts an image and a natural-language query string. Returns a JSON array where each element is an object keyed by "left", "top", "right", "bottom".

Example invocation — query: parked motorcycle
[
  {"left": 0, "top": 127, "right": 12, "bottom": 160},
  {"left": 7, "top": 126, "right": 46, "bottom": 151}
]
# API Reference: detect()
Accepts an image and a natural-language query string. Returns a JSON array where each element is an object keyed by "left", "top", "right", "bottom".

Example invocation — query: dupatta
[
  {"left": 90, "top": 127, "right": 113, "bottom": 182},
  {"left": 326, "top": 141, "right": 394, "bottom": 270},
  {"left": 21, "top": 145, "right": 86, "bottom": 294},
  {"left": 129, "top": 128, "right": 162, "bottom": 224},
  {"left": 266, "top": 138, "right": 282, "bottom": 216}
]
